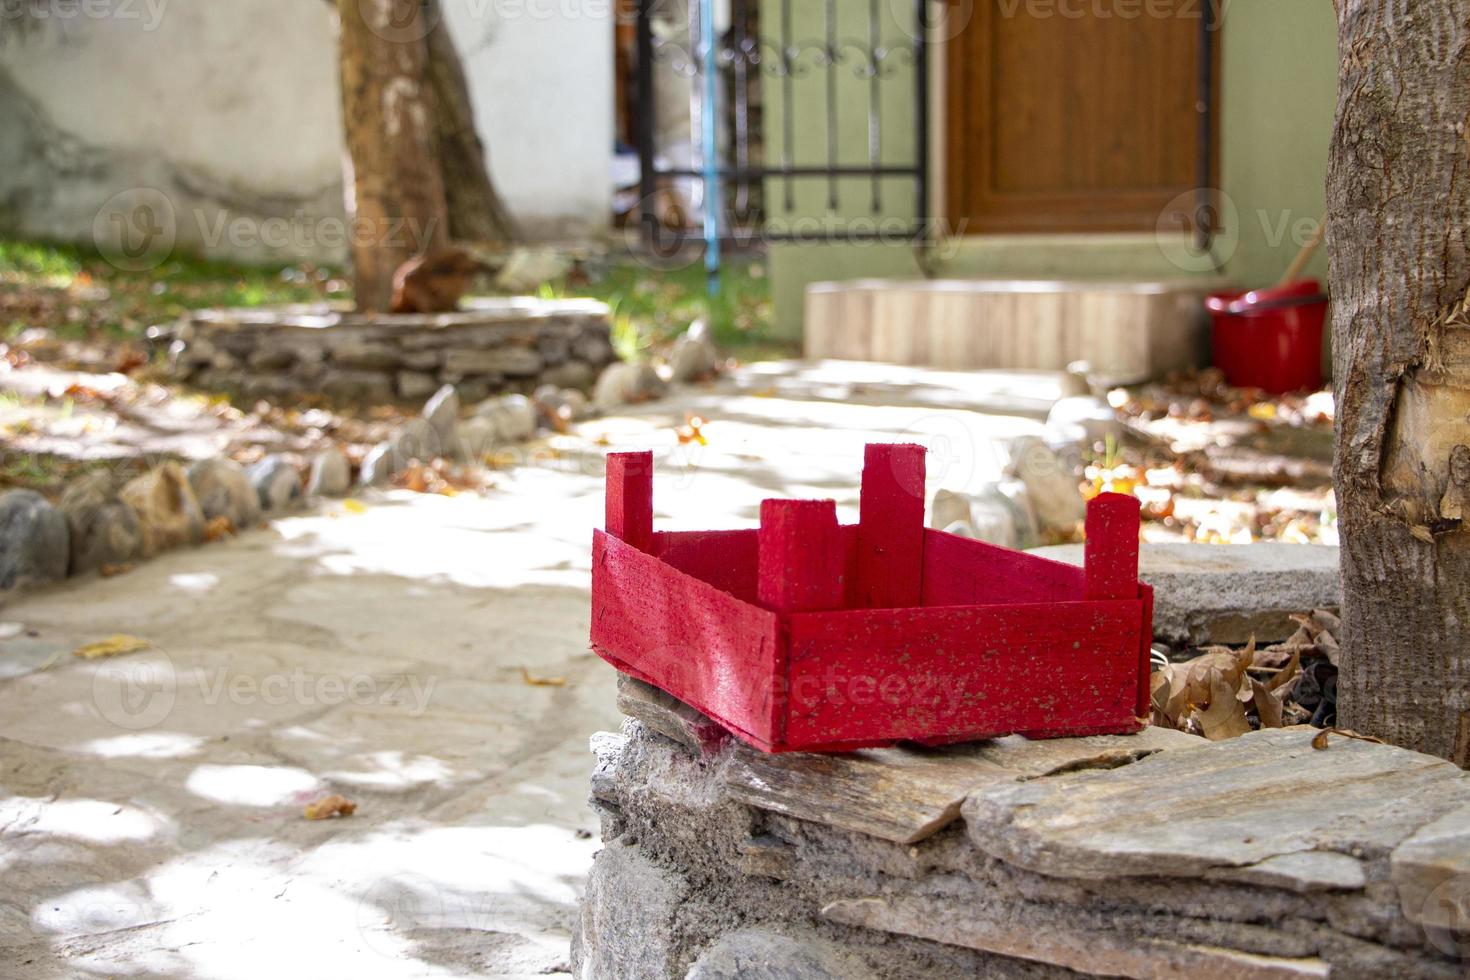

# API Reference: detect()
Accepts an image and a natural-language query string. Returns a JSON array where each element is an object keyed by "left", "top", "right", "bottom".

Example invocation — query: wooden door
[{"left": 945, "top": 1, "right": 1216, "bottom": 235}]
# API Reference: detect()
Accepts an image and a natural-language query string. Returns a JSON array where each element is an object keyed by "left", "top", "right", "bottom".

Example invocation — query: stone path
[{"left": 0, "top": 363, "right": 1067, "bottom": 979}]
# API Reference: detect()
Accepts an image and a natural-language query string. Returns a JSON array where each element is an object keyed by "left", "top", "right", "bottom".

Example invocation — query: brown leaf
[
  {"left": 203, "top": 515, "right": 237, "bottom": 542},
  {"left": 304, "top": 794, "right": 357, "bottom": 820},
  {"left": 521, "top": 667, "right": 566, "bottom": 688},
  {"left": 1194, "top": 671, "right": 1252, "bottom": 741},
  {"left": 73, "top": 635, "right": 150, "bottom": 659},
  {"left": 1178, "top": 645, "right": 1252, "bottom": 708},
  {"left": 1251, "top": 678, "right": 1284, "bottom": 729},
  {"left": 1311, "top": 609, "right": 1341, "bottom": 634},
  {"left": 1266, "top": 650, "right": 1303, "bottom": 694}
]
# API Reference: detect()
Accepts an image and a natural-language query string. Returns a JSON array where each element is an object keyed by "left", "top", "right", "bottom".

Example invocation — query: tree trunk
[
  {"left": 423, "top": 0, "right": 519, "bottom": 245},
  {"left": 336, "top": 0, "right": 450, "bottom": 312},
  {"left": 1328, "top": 0, "right": 1470, "bottom": 765}
]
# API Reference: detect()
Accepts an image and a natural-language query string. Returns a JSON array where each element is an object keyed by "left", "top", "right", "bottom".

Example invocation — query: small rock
[
  {"left": 443, "top": 347, "right": 542, "bottom": 377},
  {"left": 1045, "top": 395, "right": 1123, "bottom": 449},
  {"left": 247, "top": 455, "right": 302, "bottom": 513},
  {"left": 686, "top": 928, "right": 875, "bottom": 980},
  {"left": 359, "top": 442, "right": 394, "bottom": 487},
  {"left": 541, "top": 361, "right": 595, "bottom": 390},
  {"left": 574, "top": 333, "right": 616, "bottom": 366},
  {"left": 533, "top": 385, "right": 592, "bottom": 425},
  {"left": 396, "top": 370, "right": 440, "bottom": 401},
  {"left": 306, "top": 448, "right": 352, "bottom": 497},
  {"left": 594, "top": 362, "right": 667, "bottom": 411},
  {"left": 452, "top": 378, "right": 492, "bottom": 405},
  {"left": 247, "top": 347, "right": 296, "bottom": 370},
  {"left": 330, "top": 339, "right": 401, "bottom": 370},
  {"left": 390, "top": 417, "right": 442, "bottom": 468},
  {"left": 475, "top": 394, "right": 537, "bottom": 442},
  {"left": 421, "top": 384, "right": 460, "bottom": 444},
  {"left": 932, "top": 489, "right": 1021, "bottom": 549},
  {"left": 1006, "top": 436, "right": 1085, "bottom": 535},
  {"left": 59, "top": 472, "right": 144, "bottom": 575},
  {"left": 187, "top": 458, "right": 261, "bottom": 529},
  {"left": 0, "top": 489, "right": 69, "bottom": 590},
  {"left": 931, "top": 481, "right": 1039, "bottom": 550},
  {"left": 669, "top": 322, "right": 720, "bottom": 383},
  {"left": 119, "top": 463, "right": 207, "bottom": 557},
  {"left": 453, "top": 416, "right": 501, "bottom": 462}
]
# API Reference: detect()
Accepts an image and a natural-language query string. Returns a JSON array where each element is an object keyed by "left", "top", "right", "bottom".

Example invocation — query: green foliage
[
  {"left": 540, "top": 256, "right": 794, "bottom": 361},
  {"left": 0, "top": 238, "right": 346, "bottom": 342}
]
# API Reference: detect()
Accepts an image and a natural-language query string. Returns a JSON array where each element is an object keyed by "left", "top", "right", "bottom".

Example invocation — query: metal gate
[{"left": 629, "top": 0, "right": 930, "bottom": 283}]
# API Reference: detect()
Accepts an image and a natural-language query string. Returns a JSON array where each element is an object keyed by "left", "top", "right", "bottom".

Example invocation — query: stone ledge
[
  {"left": 575, "top": 677, "right": 1470, "bottom": 979},
  {"left": 1027, "top": 542, "right": 1342, "bottom": 645},
  {"left": 168, "top": 298, "right": 616, "bottom": 401}
]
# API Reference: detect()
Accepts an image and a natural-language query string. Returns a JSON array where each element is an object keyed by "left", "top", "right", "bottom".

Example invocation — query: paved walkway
[{"left": 0, "top": 362, "right": 1063, "bottom": 979}]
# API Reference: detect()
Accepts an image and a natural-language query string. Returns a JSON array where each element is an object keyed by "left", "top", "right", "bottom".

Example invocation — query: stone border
[
  {"left": 574, "top": 676, "right": 1470, "bottom": 979},
  {"left": 166, "top": 298, "right": 619, "bottom": 402}
]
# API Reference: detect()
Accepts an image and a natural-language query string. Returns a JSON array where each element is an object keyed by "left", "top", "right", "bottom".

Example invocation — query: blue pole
[{"left": 700, "top": 0, "right": 721, "bottom": 296}]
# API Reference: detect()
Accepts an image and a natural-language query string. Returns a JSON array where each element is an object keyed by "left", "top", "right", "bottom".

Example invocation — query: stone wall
[
  {"left": 575, "top": 676, "right": 1470, "bottom": 979},
  {"left": 166, "top": 299, "right": 616, "bottom": 402}
]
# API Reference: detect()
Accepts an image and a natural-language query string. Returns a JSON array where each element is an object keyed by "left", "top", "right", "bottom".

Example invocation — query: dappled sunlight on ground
[{"left": 0, "top": 359, "right": 1336, "bottom": 976}]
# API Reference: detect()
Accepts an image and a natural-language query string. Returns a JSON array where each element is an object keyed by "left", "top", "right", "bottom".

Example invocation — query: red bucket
[{"left": 1206, "top": 280, "right": 1328, "bottom": 394}]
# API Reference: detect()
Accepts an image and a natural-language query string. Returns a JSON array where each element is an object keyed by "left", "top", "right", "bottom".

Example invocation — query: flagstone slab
[
  {"left": 1027, "top": 542, "right": 1340, "bottom": 644},
  {"left": 1392, "top": 802, "right": 1470, "bottom": 934},
  {"left": 962, "top": 728, "right": 1470, "bottom": 882},
  {"left": 821, "top": 895, "right": 1332, "bottom": 980}
]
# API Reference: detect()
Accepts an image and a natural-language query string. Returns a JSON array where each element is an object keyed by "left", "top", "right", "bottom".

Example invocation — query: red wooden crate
[{"left": 590, "top": 444, "right": 1153, "bottom": 753}]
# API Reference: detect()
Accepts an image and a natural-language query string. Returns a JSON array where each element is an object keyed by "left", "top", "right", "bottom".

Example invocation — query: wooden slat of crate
[
  {"left": 591, "top": 530, "right": 786, "bottom": 750},
  {"left": 783, "top": 601, "right": 1145, "bottom": 748},
  {"left": 921, "top": 529, "right": 1086, "bottom": 606},
  {"left": 652, "top": 529, "right": 760, "bottom": 603}
]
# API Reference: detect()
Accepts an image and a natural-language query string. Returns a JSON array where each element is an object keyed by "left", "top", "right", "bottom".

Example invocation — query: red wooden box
[{"left": 590, "top": 443, "right": 1153, "bottom": 753}]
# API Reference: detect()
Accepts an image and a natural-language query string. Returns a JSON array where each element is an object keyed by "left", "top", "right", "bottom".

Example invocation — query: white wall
[
  {"left": 443, "top": 0, "right": 613, "bottom": 240},
  {"left": 0, "top": 0, "right": 612, "bottom": 264}
]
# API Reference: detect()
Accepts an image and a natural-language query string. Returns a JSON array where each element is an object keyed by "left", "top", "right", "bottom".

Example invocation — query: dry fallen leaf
[
  {"left": 73, "top": 635, "right": 150, "bottom": 659},
  {"left": 304, "top": 794, "right": 357, "bottom": 820},
  {"left": 677, "top": 413, "right": 709, "bottom": 446},
  {"left": 521, "top": 667, "right": 566, "bottom": 687},
  {"left": 342, "top": 498, "right": 367, "bottom": 515},
  {"left": 1250, "top": 678, "right": 1285, "bottom": 729},
  {"left": 203, "top": 515, "right": 236, "bottom": 542},
  {"left": 1195, "top": 671, "right": 1252, "bottom": 741},
  {"left": 99, "top": 563, "right": 135, "bottom": 578}
]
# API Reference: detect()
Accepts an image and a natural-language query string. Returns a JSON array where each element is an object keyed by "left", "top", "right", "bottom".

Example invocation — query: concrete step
[{"left": 805, "top": 277, "right": 1228, "bottom": 384}]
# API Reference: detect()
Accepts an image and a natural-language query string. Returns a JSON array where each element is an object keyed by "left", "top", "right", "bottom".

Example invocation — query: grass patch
[
  {"left": 0, "top": 238, "right": 347, "bottom": 343},
  {"left": 539, "top": 255, "right": 794, "bottom": 361}
]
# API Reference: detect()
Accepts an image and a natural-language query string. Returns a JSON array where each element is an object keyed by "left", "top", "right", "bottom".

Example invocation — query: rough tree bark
[
  {"left": 336, "top": 0, "right": 450, "bottom": 312},
  {"left": 422, "top": 0, "right": 520, "bottom": 245},
  {"left": 1328, "top": 0, "right": 1470, "bottom": 764}
]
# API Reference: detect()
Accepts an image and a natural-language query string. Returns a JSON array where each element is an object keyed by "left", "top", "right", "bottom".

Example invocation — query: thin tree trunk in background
[
  {"left": 1328, "top": 0, "right": 1470, "bottom": 764},
  {"left": 336, "top": 0, "right": 450, "bottom": 312},
  {"left": 423, "top": 0, "right": 519, "bottom": 245}
]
